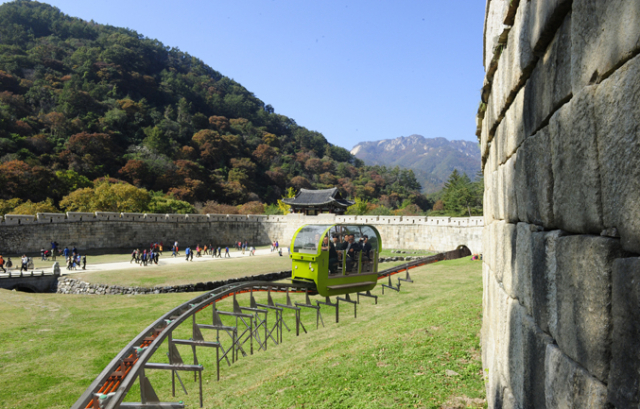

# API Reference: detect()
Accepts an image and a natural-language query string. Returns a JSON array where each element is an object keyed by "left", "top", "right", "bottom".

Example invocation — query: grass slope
[{"left": 0, "top": 258, "right": 484, "bottom": 409}]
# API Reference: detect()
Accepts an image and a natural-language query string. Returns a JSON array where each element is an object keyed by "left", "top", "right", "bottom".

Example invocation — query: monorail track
[{"left": 72, "top": 247, "right": 470, "bottom": 409}]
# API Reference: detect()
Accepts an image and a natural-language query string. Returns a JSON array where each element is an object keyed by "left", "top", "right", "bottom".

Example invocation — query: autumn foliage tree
[{"left": 60, "top": 180, "right": 151, "bottom": 213}]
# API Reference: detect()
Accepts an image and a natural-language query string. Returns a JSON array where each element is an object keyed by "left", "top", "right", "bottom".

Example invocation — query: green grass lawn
[
  {"left": 0, "top": 257, "right": 485, "bottom": 409},
  {"left": 73, "top": 253, "right": 293, "bottom": 287}
]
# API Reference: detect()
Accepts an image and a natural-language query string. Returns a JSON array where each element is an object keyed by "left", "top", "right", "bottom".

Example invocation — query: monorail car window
[{"left": 293, "top": 224, "right": 331, "bottom": 254}]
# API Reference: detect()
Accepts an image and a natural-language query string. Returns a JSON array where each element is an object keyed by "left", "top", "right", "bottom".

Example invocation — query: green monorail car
[{"left": 290, "top": 224, "right": 381, "bottom": 297}]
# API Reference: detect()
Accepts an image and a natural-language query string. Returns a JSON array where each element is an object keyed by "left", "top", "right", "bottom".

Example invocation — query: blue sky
[{"left": 4, "top": 0, "right": 486, "bottom": 150}]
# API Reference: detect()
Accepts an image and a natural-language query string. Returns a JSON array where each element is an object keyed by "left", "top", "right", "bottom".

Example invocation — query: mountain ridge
[{"left": 351, "top": 134, "right": 481, "bottom": 193}]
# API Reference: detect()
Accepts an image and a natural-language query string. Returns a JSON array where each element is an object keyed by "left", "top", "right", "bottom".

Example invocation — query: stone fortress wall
[
  {"left": 480, "top": 0, "right": 640, "bottom": 408},
  {"left": 0, "top": 212, "right": 483, "bottom": 255}
]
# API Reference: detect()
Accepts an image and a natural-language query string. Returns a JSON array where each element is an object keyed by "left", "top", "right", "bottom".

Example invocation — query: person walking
[
  {"left": 82, "top": 255, "right": 87, "bottom": 270},
  {"left": 185, "top": 247, "right": 191, "bottom": 261},
  {"left": 0, "top": 255, "right": 5, "bottom": 273},
  {"left": 130, "top": 249, "right": 137, "bottom": 264},
  {"left": 21, "top": 255, "right": 28, "bottom": 272},
  {"left": 224, "top": 246, "right": 230, "bottom": 258}
]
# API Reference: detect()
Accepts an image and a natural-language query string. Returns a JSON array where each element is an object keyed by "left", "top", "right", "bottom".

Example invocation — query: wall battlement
[
  {"left": 0, "top": 212, "right": 483, "bottom": 255},
  {"left": 0, "top": 212, "right": 484, "bottom": 227}
]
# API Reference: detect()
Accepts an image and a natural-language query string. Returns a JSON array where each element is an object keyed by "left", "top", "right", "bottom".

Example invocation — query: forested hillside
[{"left": 0, "top": 0, "right": 426, "bottom": 214}]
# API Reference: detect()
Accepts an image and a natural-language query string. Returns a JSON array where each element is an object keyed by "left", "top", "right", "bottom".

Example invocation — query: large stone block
[
  {"left": 514, "top": 223, "right": 542, "bottom": 312},
  {"left": 488, "top": 0, "right": 535, "bottom": 133},
  {"left": 556, "top": 235, "right": 627, "bottom": 382},
  {"left": 523, "top": 12, "right": 572, "bottom": 138},
  {"left": 494, "top": 86, "right": 526, "bottom": 166},
  {"left": 549, "top": 86, "right": 604, "bottom": 234},
  {"left": 541, "top": 230, "right": 564, "bottom": 340},
  {"left": 545, "top": 344, "right": 609, "bottom": 409},
  {"left": 483, "top": 272, "right": 513, "bottom": 408},
  {"left": 608, "top": 257, "right": 640, "bottom": 408},
  {"left": 521, "top": 315, "right": 553, "bottom": 409},
  {"left": 493, "top": 220, "right": 514, "bottom": 285},
  {"left": 594, "top": 53, "right": 640, "bottom": 254},
  {"left": 490, "top": 169, "right": 499, "bottom": 222},
  {"left": 504, "top": 299, "right": 525, "bottom": 404},
  {"left": 514, "top": 127, "right": 555, "bottom": 228},
  {"left": 528, "top": 0, "right": 572, "bottom": 55},
  {"left": 501, "top": 154, "right": 518, "bottom": 223},
  {"left": 484, "top": 0, "right": 511, "bottom": 70},
  {"left": 500, "top": 222, "right": 518, "bottom": 298},
  {"left": 572, "top": 0, "right": 640, "bottom": 92}
]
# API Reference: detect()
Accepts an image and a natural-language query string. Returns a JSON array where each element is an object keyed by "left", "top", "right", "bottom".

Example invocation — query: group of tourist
[
  {"left": 62, "top": 246, "right": 86, "bottom": 270},
  {"left": 322, "top": 233, "right": 372, "bottom": 274},
  {"left": 130, "top": 247, "right": 160, "bottom": 266}
]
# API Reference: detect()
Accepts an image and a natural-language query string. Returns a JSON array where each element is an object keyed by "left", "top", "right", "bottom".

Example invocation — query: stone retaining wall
[
  {"left": 0, "top": 213, "right": 483, "bottom": 255},
  {"left": 479, "top": 1, "right": 640, "bottom": 407}
]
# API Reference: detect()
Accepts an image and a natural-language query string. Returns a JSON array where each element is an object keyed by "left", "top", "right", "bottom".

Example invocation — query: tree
[
  {"left": 346, "top": 198, "right": 370, "bottom": 215},
  {"left": 441, "top": 169, "right": 482, "bottom": 216},
  {"left": 60, "top": 181, "right": 151, "bottom": 212},
  {"left": 0, "top": 160, "right": 56, "bottom": 202},
  {"left": 252, "top": 144, "right": 277, "bottom": 166},
  {"left": 59, "top": 187, "right": 95, "bottom": 212},
  {"left": 11, "top": 199, "right": 60, "bottom": 215},
  {"left": 54, "top": 169, "right": 94, "bottom": 198},
  {"left": 0, "top": 198, "right": 23, "bottom": 215},
  {"left": 238, "top": 201, "right": 264, "bottom": 214},
  {"left": 277, "top": 187, "right": 296, "bottom": 215},
  {"left": 119, "top": 160, "right": 152, "bottom": 187},
  {"left": 289, "top": 176, "right": 312, "bottom": 190},
  {"left": 147, "top": 192, "right": 194, "bottom": 214}
]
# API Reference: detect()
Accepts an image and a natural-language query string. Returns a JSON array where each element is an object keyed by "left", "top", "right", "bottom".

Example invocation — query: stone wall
[
  {"left": 0, "top": 212, "right": 483, "bottom": 255},
  {"left": 479, "top": 1, "right": 640, "bottom": 407}
]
